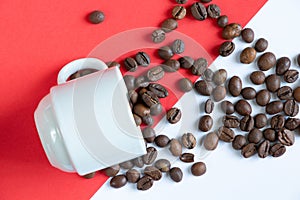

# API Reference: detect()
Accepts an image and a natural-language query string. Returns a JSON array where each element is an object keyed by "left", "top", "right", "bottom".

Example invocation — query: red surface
[{"left": 0, "top": 0, "right": 267, "bottom": 199}]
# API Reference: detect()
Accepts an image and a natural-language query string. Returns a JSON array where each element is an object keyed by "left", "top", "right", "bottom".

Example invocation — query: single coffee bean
[
  {"left": 155, "top": 159, "right": 171, "bottom": 172},
  {"left": 123, "top": 75, "right": 136, "bottom": 91},
  {"left": 171, "top": 39, "right": 185, "bottom": 54},
  {"left": 178, "top": 78, "right": 193, "bottom": 92},
  {"left": 143, "top": 115, "right": 153, "bottom": 126},
  {"left": 110, "top": 175, "right": 127, "bottom": 188},
  {"left": 232, "top": 135, "right": 247, "bottom": 150},
  {"left": 256, "top": 89, "right": 271, "bottom": 106},
  {"left": 258, "top": 140, "right": 270, "bottom": 158},
  {"left": 276, "top": 57, "right": 291, "bottom": 75},
  {"left": 150, "top": 103, "right": 163, "bottom": 116},
  {"left": 148, "top": 83, "right": 168, "bottom": 98},
  {"left": 255, "top": 38, "right": 268, "bottom": 52},
  {"left": 203, "top": 68, "right": 214, "bottom": 82},
  {"left": 270, "top": 143, "right": 286, "bottom": 157},
  {"left": 221, "top": 100, "right": 235, "bottom": 114},
  {"left": 179, "top": 56, "right": 194, "bottom": 69},
  {"left": 137, "top": 176, "right": 153, "bottom": 191},
  {"left": 207, "top": 4, "right": 221, "bottom": 18},
  {"left": 219, "top": 41, "right": 235, "bottom": 57},
  {"left": 270, "top": 114, "right": 285, "bottom": 130},
  {"left": 166, "top": 107, "right": 182, "bottom": 124},
  {"left": 135, "top": 52, "right": 151, "bottom": 67},
  {"left": 218, "top": 126, "right": 235, "bottom": 142},
  {"left": 158, "top": 46, "right": 174, "bottom": 60},
  {"left": 172, "top": 5, "right": 186, "bottom": 20},
  {"left": 147, "top": 66, "right": 165, "bottom": 82},
  {"left": 133, "top": 156, "right": 144, "bottom": 168},
  {"left": 133, "top": 104, "right": 150, "bottom": 117},
  {"left": 126, "top": 169, "right": 140, "bottom": 183},
  {"left": 152, "top": 29, "right": 165, "bottom": 43},
  {"left": 254, "top": 113, "right": 267, "bottom": 129},
  {"left": 257, "top": 52, "right": 276, "bottom": 71},
  {"left": 228, "top": 76, "right": 242, "bottom": 97},
  {"left": 277, "top": 86, "right": 293, "bottom": 100},
  {"left": 294, "top": 87, "right": 300, "bottom": 102},
  {"left": 248, "top": 128, "right": 263, "bottom": 144},
  {"left": 266, "top": 74, "right": 281, "bottom": 92},
  {"left": 298, "top": 54, "right": 300, "bottom": 66},
  {"left": 205, "top": 99, "right": 214, "bottom": 114},
  {"left": 213, "top": 69, "right": 227, "bottom": 85},
  {"left": 263, "top": 128, "right": 277, "bottom": 142},
  {"left": 106, "top": 61, "right": 120, "bottom": 68},
  {"left": 88, "top": 10, "right": 105, "bottom": 24},
  {"left": 217, "top": 15, "right": 228, "bottom": 28},
  {"left": 82, "top": 172, "right": 95, "bottom": 179},
  {"left": 104, "top": 165, "right": 120, "bottom": 177},
  {"left": 198, "top": 115, "right": 213, "bottom": 132},
  {"left": 169, "top": 139, "right": 182, "bottom": 156},
  {"left": 203, "top": 132, "right": 219, "bottom": 150},
  {"left": 222, "top": 23, "right": 242, "bottom": 40},
  {"left": 124, "top": 57, "right": 138, "bottom": 72},
  {"left": 285, "top": 117, "right": 300, "bottom": 130},
  {"left": 69, "top": 69, "right": 98, "bottom": 80},
  {"left": 235, "top": 100, "right": 252, "bottom": 116},
  {"left": 201, "top": 0, "right": 212, "bottom": 2},
  {"left": 161, "top": 18, "right": 178, "bottom": 33},
  {"left": 278, "top": 128, "right": 295, "bottom": 146},
  {"left": 143, "top": 147, "right": 158, "bottom": 165},
  {"left": 240, "top": 47, "right": 257, "bottom": 64},
  {"left": 133, "top": 114, "right": 142, "bottom": 126},
  {"left": 176, "top": 0, "right": 187, "bottom": 4},
  {"left": 141, "top": 90, "right": 160, "bottom": 107},
  {"left": 191, "top": 58, "right": 208, "bottom": 76},
  {"left": 128, "top": 90, "right": 138, "bottom": 105},
  {"left": 250, "top": 71, "right": 265, "bottom": 85},
  {"left": 241, "top": 87, "right": 256, "bottom": 100},
  {"left": 163, "top": 59, "right": 180, "bottom": 72},
  {"left": 180, "top": 153, "right": 194, "bottom": 163},
  {"left": 241, "top": 28, "right": 254, "bottom": 43},
  {"left": 284, "top": 69, "right": 299, "bottom": 83},
  {"left": 119, "top": 160, "right": 134, "bottom": 169},
  {"left": 181, "top": 133, "right": 196, "bottom": 149},
  {"left": 144, "top": 166, "right": 162, "bottom": 181},
  {"left": 266, "top": 101, "right": 283, "bottom": 115},
  {"left": 223, "top": 115, "right": 240, "bottom": 128},
  {"left": 194, "top": 80, "right": 213, "bottom": 96},
  {"left": 212, "top": 85, "right": 226, "bottom": 102},
  {"left": 154, "top": 135, "right": 170, "bottom": 147},
  {"left": 240, "top": 115, "right": 254, "bottom": 132},
  {"left": 169, "top": 167, "right": 183, "bottom": 182},
  {"left": 191, "top": 162, "right": 206, "bottom": 176},
  {"left": 241, "top": 143, "right": 256, "bottom": 158},
  {"left": 142, "top": 127, "right": 156, "bottom": 143},
  {"left": 191, "top": 2, "right": 207, "bottom": 20}
]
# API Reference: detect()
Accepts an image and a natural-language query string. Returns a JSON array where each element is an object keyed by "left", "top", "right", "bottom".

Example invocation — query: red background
[{"left": 0, "top": 0, "right": 267, "bottom": 199}]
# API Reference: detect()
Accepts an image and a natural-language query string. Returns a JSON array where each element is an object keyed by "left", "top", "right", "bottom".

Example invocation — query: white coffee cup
[{"left": 34, "top": 58, "right": 146, "bottom": 175}]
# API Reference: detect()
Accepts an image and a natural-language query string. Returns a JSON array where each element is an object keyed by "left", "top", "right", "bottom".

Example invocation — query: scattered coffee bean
[
  {"left": 133, "top": 156, "right": 144, "bottom": 168},
  {"left": 142, "top": 127, "right": 156, "bottom": 143},
  {"left": 257, "top": 140, "right": 270, "bottom": 158},
  {"left": 110, "top": 175, "right": 127, "bottom": 188},
  {"left": 217, "top": 15, "right": 228, "bottom": 28},
  {"left": 161, "top": 18, "right": 178, "bottom": 33},
  {"left": 218, "top": 126, "right": 235, "bottom": 142},
  {"left": 129, "top": 90, "right": 138, "bottom": 105},
  {"left": 126, "top": 169, "right": 140, "bottom": 183},
  {"left": 191, "top": 2, "right": 207, "bottom": 21},
  {"left": 240, "top": 115, "right": 254, "bottom": 132},
  {"left": 180, "top": 153, "right": 194, "bottom": 163},
  {"left": 191, "top": 58, "right": 208, "bottom": 76},
  {"left": 158, "top": 46, "right": 174, "bottom": 60},
  {"left": 69, "top": 69, "right": 98, "bottom": 80},
  {"left": 166, "top": 107, "right": 182, "bottom": 124},
  {"left": 263, "top": 128, "right": 277, "bottom": 142},
  {"left": 200, "top": 0, "right": 212, "bottom": 2},
  {"left": 88, "top": 10, "right": 105, "bottom": 24},
  {"left": 176, "top": 0, "right": 187, "bottom": 4},
  {"left": 143, "top": 147, "right": 158, "bottom": 165},
  {"left": 213, "top": 69, "right": 227, "bottom": 85},
  {"left": 179, "top": 56, "right": 194, "bottom": 69},
  {"left": 141, "top": 91, "right": 160, "bottom": 107},
  {"left": 240, "top": 47, "right": 257, "bottom": 64},
  {"left": 241, "top": 28, "right": 254, "bottom": 43},
  {"left": 147, "top": 66, "right": 165, "bottom": 82},
  {"left": 148, "top": 83, "right": 168, "bottom": 98},
  {"left": 171, "top": 39, "right": 185, "bottom": 54},
  {"left": 135, "top": 52, "right": 151, "bottom": 67},
  {"left": 235, "top": 100, "right": 252, "bottom": 116},
  {"left": 181, "top": 133, "right": 196, "bottom": 149},
  {"left": 223, "top": 115, "right": 240, "bottom": 128},
  {"left": 277, "top": 86, "right": 293, "bottom": 100},
  {"left": 152, "top": 29, "right": 166, "bottom": 43},
  {"left": 284, "top": 69, "right": 299, "bottom": 83},
  {"left": 82, "top": 172, "right": 96, "bottom": 179},
  {"left": 203, "top": 132, "right": 219, "bottom": 150},
  {"left": 250, "top": 71, "right": 265, "bottom": 85},
  {"left": 278, "top": 128, "right": 295, "bottom": 146},
  {"left": 266, "top": 101, "right": 283, "bottom": 115},
  {"left": 257, "top": 52, "right": 276, "bottom": 71},
  {"left": 285, "top": 117, "right": 300, "bottom": 130},
  {"left": 254, "top": 38, "right": 268, "bottom": 52},
  {"left": 228, "top": 76, "right": 242, "bottom": 97},
  {"left": 294, "top": 87, "right": 300, "bottom": 102},
  {"left": 205, "top": 99, "right": 214, "bottom": 114},
  {"left": 276, "top": 57, "right": 291, "bottom": 75},
  {"left": 172, "top": 5, "right": 186, "bottom": 20},
  {"left": 221, "top": 100, "right": 235, "bottom": 114},
  {"left": 270, "top": 114, "right": 285, "bottom": 130},
  {"left": 133, "top": 114, "right": 142, "bottom": 126},
  {"left": 254, "top": 113, "right": 267, "bottom": 129},
  {"left": 241, "top": 143, "right": 256, "bottom": 158},
  {"left": 198, "top": 115, "right": 213, "bottom": 132},
  {"left": 154, "top": 135, "right": 170, "bottom": 147},
  {"left": 123, "top": 75, "right": 136, "bottom": 91},
  {"left": 120, "top": 160, "right": 134, "bottom": 169},
  {"left": 106, "top": 61, "right": 120, "bottom": 68},
  {"left": 133, "top": 103, "right": 150, "bottom": 117},
  {"left": 266, "top": 74, "right": 281, "bottom": 93},
  {"left": 178, "top": 78, "right": 193, "bottom": 92},
  {"left": 194, "top": 80, "right": 213, "bottom": 96},
  {"left": 270, "top": 143, "right": 286, "bottom": 157},
  {"left": 124, "top": 57, "right": 138, "bottom": 72},
  {"left": 232, "top": 135, "right": 247, "bottom": 150},
  {"left": 169, "top": 139, "right": 182, "bottom": 156},
  {"left": 219, "top": 41, "right": 235, "bottom": 57},
  {"left": 150, "top": 103, "right": 163, "bottom": 116},
  {"left": 241, "top": 87, "right": 256, "bottom": 100},
  {"left": 248, "top": 128, "right": 263, "bottom": 144},
  {"left": 104, "top": 165, "right": 120, "bottom": 177},
  {"left": 207, "top": 4, "right": 221, "bottom": 18},
  {"left": 144, "top": 166, "right": 162, "bottom": 181},
  {"left": 155, "top": 159, "right": 171, "bottom": 172},
  {"left": 191, "top": 162, "right": 206, "bottom": 176},
  {"left": 163, "top": 59, "right": 180, "bottom": 72},
  {"left": 212, "top": 85, "right": 226, "bottom": 102},
  {"left": 169, "top": 167, "right": 183, "bottom": 182},
  {"left": 222, "top": 23, "right": 242, "bottom": 40},
  {"left": 137, "top": 176, "right": 153, "bottom": 191},
  {"left": 203, "top": 68, "right": 214, "bottom": 82},
  {"left": 256, "top": 89, "right": 271, "bottom": 106}
]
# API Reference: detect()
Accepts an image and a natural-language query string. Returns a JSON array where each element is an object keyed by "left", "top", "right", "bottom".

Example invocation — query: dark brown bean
[
  {"left": 166, "top": 107, "right": 182, "bottom": 124},
  {"left": 163, "top": 59, "right": 180, "bottom": 72},
  {"left": 219, "top": 41, "right": 235, "bottom": 57},
  {"left": 276, "top": 57, "right": 291, "bottom": 75},
  {"left": 205, "top": 99, "right": 214, "bottom": 114},
  {"left": 194, "top": 80, "right": 213, "bottom": 96},
  {"left": 126, "top": 169, "right": 140, "bottom": 183},
  {"left": 132, "top": 156, "right": 144, "bottom": 168},
  {"left": 256, "top": 89, "right": 271, "bottom": 106},
  {"left": 277, "top": 86, "right": 293, "bottom": 100},
  {"left": 250, "top": 71, "right": 265, "bottom": 85},
  {"left": 241, "top": 143, "right": 257, "bottom": 158},
  {"left": 198, "top": 115, "right": 213, "bottom": 132},
  {"left": 285, "top": 118, "right": 300, "bottom": 130},
  {"left": 181, "top": 133, "right": 196, "bottom": 149},
  {"left": 258, "top": 140, "right": 270, "bottom": 158},
  {"left": 266, "top": 101, "right": 283, "bottom": 115},
  {"left": 265, "top": 74, "right": 280, "bottom": 92},
  {"left": 144, "top": 166, "right": 162, "bottom": 181},
  {"left": 203, "top": 132, "right": 219, "bottom": 150},
  {"left": 222, "top": 23, "right": 242, "bottom": 40},
  {"left": 180, "top": 153, "right": 194, "bottom": 163},
  {"left": 284, "top": 70, "right": 299, "bottom": 83},
  {"left": 191, "top": 162, "right": 206, "bottom": 176},
  {"left": 212, "top": 85, "right": 226, "bottom": 102},
  {"left": 278, "top": 129, "right": 295, "bottom": 146},
  {"left": 255, "top": 38, "right": 268, "bottom": 52},
  {"left": 241, "top": 87, "right": 256, "bottom": 100},
  {"left": 169, "top": 139, "right": 182, "bottom": 156},
  {"left": 143, "top": 147, "right": 158, "bottom": 165},
  {"left": 248, "top": 128, "right": 263, "bottom": 144},
  {"left": 240, "top": 115, "right": 254, "bottom": 132},
  {"left": 147, "top": 66, "right": 165, "bottom": 81},
  {"left": 235, "top": 100, "right": 252, "bottom": 116},
  {"left": 240, "top": 47, "right": 256, "bottom": 64},
  {"left": 270, "top": 143, "right": 286, "bottom": 157},
  {"left": 228, "top": 76, "right": 242, "bottom": 97},
  {"left": 82, "top": 172, "right": 96, "bottom": 179},
  {"left": 154, "top": 159, "right": 171, "bottom": 172},
  {"left": 142, "top": 127, "right": 156, "bottom": 143},
  {"left": 232, "top": 135, "right": 247, "bottom": 150},
  {"left": 137, "top": 176, "right": 153, "bottom": 191},
  {"left": 119, "top": 160, "right": 134, "bottom": 169},
  {"left": 161, "top": 18, "right": 178, "bottom": 33},
  {"left": 221, "top": 100, "right": 235, "bottom": 114},
  {"left": 154, "top": 135, "right": 170, "bottom": 148},
  {"left": 169, "top": 167, "right": 183, "bottom": 182},
  {"left": 213, "top": 69, "right": 227, "bottom": 85},
  {"left": 217, "top": 15, "right": 228, "bottom": 28},
  {"left": 270, "top": 114, "right": 285, "bottom": 130},
  {"left": 257, "top": 52, "right": 276, "bottom": 71},
  {"left": 172, "top": 5, "right": 186, "bottom": 20},
  {"left": 110, "top": 175, "right": 127, "bottom": 188},
  {"left": 254, "top": 113, "right": 267, "bottom": 129},
  {"left": 104, "top": 165, "right": 120, "bottom": 177},
  {"left": 124, "top": 57, "right": 138, "bottom": 72},
  {"left": 241, "top": 28, "right": 254, "bottom": 43},
  {"left": 218, "top": 126, "right": 235, "bottom": 142},
  {"left": 263, "top": 128, "right": 277, "bottom": 142},
  {"left": 148, "top": 83, "right": 168, "bottom": 98},
  {"left": 223, "top": 115, "right": 240, "bottom": 128}
]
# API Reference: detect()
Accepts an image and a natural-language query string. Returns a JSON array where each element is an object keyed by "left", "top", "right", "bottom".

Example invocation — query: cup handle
[{"left": 57, "top": 58, "right": 108, "bottom": 85}]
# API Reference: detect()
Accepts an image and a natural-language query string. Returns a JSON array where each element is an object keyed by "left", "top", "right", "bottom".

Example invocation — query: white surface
[{"left": 92, "top": 1, "right": 300, "bottom": 199}]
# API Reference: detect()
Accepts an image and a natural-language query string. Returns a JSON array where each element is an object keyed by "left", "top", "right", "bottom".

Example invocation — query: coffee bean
[
  {"left": 69, "top": 69, "right": 98, "bottom": 80},
  {"left": 266, "top": 101, "right": 283, "bottom": 115},
  {"left": 240, "top": 115, "right": 254, "bottom": 132},
  {"left": 278, "top": 128, "right": 295, "bottom": 146},
  {"left": 158, "top": 46, "right": 174, "bottom": 60},
  {"left": 256, "top": 89, "right": 271, "bottom": 106},
  {"left": 207, "top": 4, "right": 221, "bottom": 18},
  {"left": 203, "top": 68, "right": 214, "bottom": 82},
  {"left": 270, "top": 143, "right": 286, "bottom": 157},
  {"left": 180, "top": 153, "right": 194, "bottom": 163},
  {"left": 213, "top": 69, "right": 227, "bottom": 85},
  {"left": 219, "top": 41, "right": 235, "bottom": 57},
  {"left": 205, "top": 99, "right": 214, "bottom": 114},
  {"left": 191, "top": 58, "right": 208, "bottom": 76},
  {"left": 104, "top": 165, "right": 120, "bottom": 177},
  {"left": 294, "top": 87, "right": 300, "bottom": 102},
  {"left": 218, "top": 126, "right": 235, "bottom": 142},
  {"left": 198, "top": 115, "right": 213, "bottom": 132},
  {"left": 142, "top": 127, "right": 156, "bottom": 143},
  {"left": 161, "top": 18, "right": 178, "bottom": 33},
  {"left": 241, "top": 28, "right": 254, "bottom": 43},
  {"left": 163, "top": 59, "right": 180, "bottom": 72},
  {"left": 129, "top": 90, "right": 138, "bottom": 105},
  {"left": 285, "top": 117, "right": 300, "bottom": 130},
  {"left": 172, "top": 5, "right": 186, "bottom": 20},
  {"left": 123, "top": 75, "right": 136, "bottom": 91},
  {"left": 250, "top": 71, "right": 265, "bottom": 85},
  {"left": 154, "top": 135, "right": 170, "bottom": 147},
  {"left": 277, "top": 86, "right": 293, "bottom": 100},
  {"left": 106, "top": 61, "right": 120, "bottom": 68},
  {"left": 257, "top": 52, "right": 276, "bottom": 71},
  {"left": 176, "top": 0, "right": 187, "bottom": 4},
  {"left": 143, "top": 147, "right": 158, "bottom": 165},
  {"left": 155, "top": 159, "right": 171, "bottom": 172},
  {"left": 228, "top": 76, "right": 242, "bottom": 97},
  {"left": 241, "top": 87, "right": 256, "bottom": 100},
  {"left": 141, "top": 91, "right": 160, "bottom": 107},
  {"left": 276, "top": 57, "right": 291, "bottom": 75},
  {"left": 200, "top": 0, "right": 212, "bottom": 2},
  {"left": 212, "top": 85, "right": 226, "bottom": 102},
  {"left": 148, "top": 83, "right": 168, "bottom": 98},
  {"left": 232, "top": 135, "right": 247, "bottom": 150},
  {"left": 258, "top": 140, "right": 270, "bottom": 158},
  {"left": 191, "top": 162, "right": 206, "bottom": 176},
  {"left": 133, "top": 156, "right": 144, "bottom": 168},
  {"left": 82, "top": 172, "right": 96, "bottom": 179},
  {"left": 194, "top": 80, "right": 213, "bottom": 96},
  {"left": 135, "top": 52, "right": 151, "bottom": 67},
  {"left": 110, "top": 175, "right": 127, "bottom": 188},
  {"left": 266, "top": 74, "right": 281, "bottom": 92},
  {"left": 137, "top": 176, "right": 153, "bottom": 191},
  {"left": 169, "top": 167, "right": 183, "bottom": 182},
  {"left": 171, "top": 39, "right": 185, "bottom": 54},
  {"left": 203, "top": 132, "right": 219, "bottom": 150},
  {"left": 240, "top": 47, "right": 256, "bottom": 64},
  {"left": 178, "top": 78, "right": 193, "bottom": 92},
  {"left": 222, "top": 23, "right": 242, "bottom": 40},
  {"left": 150, "top": 103, "right": 163, "bottom": 116},
  {"left": 241, "top": 143, "right": 257, "bottom": 158},
  {"left": 152, "top": 29, "right": 166, "bottom": 43},
  {"left": 169, "top": 139, "right": 182, "bottom": 156},
  {"left": 248, "top": 128, "right": 263, "bottom": 144},
  {"left": 126, "top": 169, "right": 140, "bottom": 183},
  {"left": 144, "top": 166, "right": 162, "bottom": 181},
  {"left": 133, "top": 114, "right": 142, "bottom": 126},
  {"left": 181, "top": 133, "right": 196, "bottom": 149},
  {"left": 120, "top": 160, "right": 134, "bottom": 169},
  {"left": 270, "top": 114, "right": 285, "bottom": 130},
  {"left": 298, "top": 54, "right": 300, "bottom": 66},
  {"left": 179, "top": 56, "right": 194, "bottom": 69},
  {"left": 284, "top": 69, "right": 299, "bottom": 83},
  {"left": 221, "top": 100, "right": 235, "bottom": 114},
  {"left": 217, "top": 15, "right": 228, "bottom": 28},
  {"left": 223, "top": 115, "right": 240, "bottom": 128},
  {"left": 263, "top": 128, "right": 277, "bottom": 142},
  {"left": 254, "top": 113, "right": 267, "bottom": 129},
  {"left": 88, "top": 10, "right": 105, "bottom": 24},
  {"left": 166, "top": 107, "right": 182, "bottom": 124},
  {"left": 143, "top": 114, "right": 154, "bottom": 126},
  {"left": 124, "top": 57, "right": 138, "bottom": 72},
  {"left": 134, "top": 103, "right": 150, "bottom": 117},
  {"left": 147, "top": 66, "right": 165, "bottom": 82},
  {"left": 235, "top": 100, "right": 252, "bottom": 116},
  {"left": 191, "top": 2, "right": 207, "bottom": 20},
  {"left": 254, "top": 38, "right": 268, "bottom": 52}
]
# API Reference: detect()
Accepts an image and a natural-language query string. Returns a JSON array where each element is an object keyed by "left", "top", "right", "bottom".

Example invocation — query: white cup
[{"left": 34, "top": 58, "right": 146, "bottom": 175}]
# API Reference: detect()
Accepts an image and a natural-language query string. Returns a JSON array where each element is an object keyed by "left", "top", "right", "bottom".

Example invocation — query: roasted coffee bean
[
  {"left": 169, "top": 139, "right": 182, "bottom": 156},
  {"left": 191, "top": 2, "right": 207, "bottom": 20},
  {"left": 277, "top": 86, "right": 293, "bottom": 100},
  {"left": 106, "top": 61, "right": 120, "bottom": 68},
  {"left": 263, "top": 128, "right": 277, "bottom": 142},
  {"left": 120, "top": 160, "right": 134, "bottom": 169},
  {"left": 298, "top": 54, "right": 300, "bottom": 66},
  {"left": 172, "top": 5, "right": 186, "bottom": 20},
  {"left": 201, "top": 0, "right": 212, "bottom": 2},
  {"left": 254, "top": 113, "right": 267, "bottom": 129},
  {"left": 294, "top": 87, "right": 300, "bottom": 102},
  {"left": 285, "top": 118, "right": 300, "bottom": 130},
  {"left": 235, "top": 100, "right": 252, "bottom": 116},
  {"left": 142, "top": 115, "right": 153, "bottom": 126},
  {"left": 133, "top": 156, "right": 144, "bottom": 168},
  {"left": 144, "top": 166, "right": 162, "bottom": 181},
  {"left": 139, "top": 87, "right": 148, "bottom": 95},
  {"left": 276, "top": 57, "right": 291, "bottom": 75},
  {"left": 171, "top": 39, "right": 185, "bottom": 54},
  {"left": 250, "top": 71, "right": 265, "bottom": 85},
  {"left": 150, "top": 103, "right": 163, "bottom": 116},
  {"left": 248, "top": 128, "right": 263, "bottom": 144},
  {"left": 284, "top": 69, "right": 299, "bottom": 83},
  {"left": 163, "top": 59, "right": 180, "bottom": 72},
  {"left": 181, "top": 133, "right": 196, "bottom": 149},
  {"left": 123, "top": 75, "right": 136, "bottom": 91},
  {"left": 194, "top": 80, "right": 213, "bottom": 96},
  {"left": 270, "top": 143, "right": 286, "bottom": 157},
  {"left": 133, "top": 114, "right": 142, "bottom": 126},
  {"left": 199, "top": 115, "right": 213, "bottom": 132},
  {"left": 241, "top": 87, "right": 256, "bottom": 100},
  {"left": 110, "top": 175, "right": 127, "bottom": 188},
  {"left": 191, "top": 58, "right": 208, "bottom": 75},
  {"left": 143, "top": 147, "right": 158, "bottom": 165},
  {"left": 256, "top": 89, "right": 271, "bottom": 106},
  {"left": 241, "top": 143, "right": 256, "bottom": 158},
  {"left": 124, "top": 57, "right": 138, "bottom": 72},
  {"left": 270, "top": 114, "right": 285, "bottom": 130},
  {"left": 191, "top": 162, "right": 206, "bottom": 176},
  {"left": 129, "top": 90, "right": 138, "bottom": 105},
  {"left": 255, "top": 38, "right": 268, "bottom": 52},
  {"left": 82, "top": 172, "right": 96, "bottom": 179},
  {"left": 88, "top": 10, "right": 105, "bottom": 24},
  {"left": 213, "top": 69, "right": 227, "bottom": 85},
  {"left": 126, "top": 169, "right": 140, "bottom": 183},
  {"left": 217, "top": 15, "right": 228, "bottom": 28},
  {"left": 135, "top": 52, "right": 151, "bottom": 67},
  {"left": 266, "top": 74, "right": 280, "bottom": 92},
  {"left": 161, "top": 18, "right": 178, "bottom": 33},
  {"left": 218, "top": 126, "right": 235, "bottom": 142},
  {"left": 166, "top": 107, "right": 182, "bottom": 124},
  {"left": 180, "top": 153, "right": 194, "bottom": 163},
  {"left": 240, "top": 115, "right": 254, "bottom": 132},
  {"left": 223, "top": 115, "right": 240, "bottom": 128},
  {"left": 178, "top": 78, "right": 193, "bottom": 92},
  {"left": 141, "top": 91, "right": 159, "bottom": 107},
  {"left": 203, "top": 68, "right": 214, "bottom": 82},
  {"left": 203, "top": 132, "right": 219, "bottom": 150},
  {"left": 212, "top": 85, "right": 226, "bottom": 102},
  {"left": 258, "top": 140, "right": 270, "bottom": 158},
  {"left": 154, "top": 135, "right": 170, "bottom": 147},
  {"left": 222, "top": 23, "right": 242, "bottom": 40},
  {"left": 221, "top": 100, "right": 235, "bottom": 114},
  {"left": 179, "top": 56, "right": 194, "bottom": 69},
  {"left": 142, "top": 127, "right": 156, "bottom": 143},
  {"left": 134, "top": 104, "right": 150, "bottom": 117},
  {"left": 155, "top": 159, "right": 171, "bottom": 172},
  {"left": 228, "top": 76, "right": 242, "bottom": 97},
  {"left": 135, "top": 76, "right": 149, "bottom": 88},
  {"left": 241, "top": 28, "right": 254, "bottom": 43},
  {"left": 137, "top": 176, "right": 153, "bottom": 191},
  {"left": 240, "top": 47, "right": 256, "bottom": 64},
  {"left": 148, "top": 83, "right": 168, "bottom": 98},
  {"left": 169, "top": 167, "right": 183, "bottom": 182},
  {"left": 207, "top": 4, "right": 221, "bottom": 18},
  {"left": 266, "top": 101, "right": 283, "bottom": 115},
  {"left": 176, "top": 0, "right": 187, "bottom": 4},
  {"left": 232, "top": 135, "right": 247, "bottom": 150},
  {"left": 219, "top": 41, "right": 235, "bottom": 57},
  {"left": 152, "top": 29, "right": 165, "bottom": 43},
  {"left": 205, "top": 99, "right": 214, "bottom": 114},
  {"left": 158, "top": 46, "right": 173, "bottom": 60},
  {"left": 278, "top": 128, "right": 295, "bottom": 146},
  {"left": 147, "top": 66, "right": 164, "bottom": 82},
  {"left": 257, "top": 52, "right": 276, "bottom": 71},
  {"left": 104, "top": 165, "right": 120, "bottom": 177},
  {"left": 69, "top": 69, "right": 98, "bottom": 80}
]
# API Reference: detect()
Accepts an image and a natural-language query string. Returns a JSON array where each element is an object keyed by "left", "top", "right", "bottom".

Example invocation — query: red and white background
[{"left": 1, "top": 0, "right": 300, "bottom": 199}]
